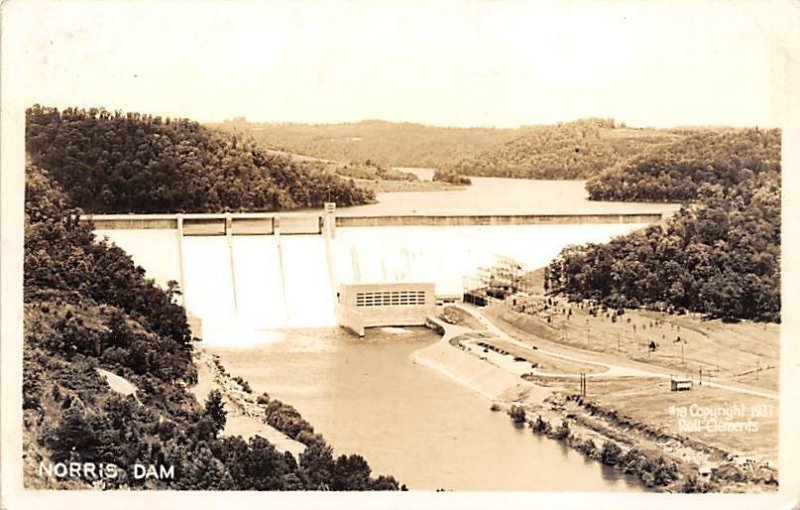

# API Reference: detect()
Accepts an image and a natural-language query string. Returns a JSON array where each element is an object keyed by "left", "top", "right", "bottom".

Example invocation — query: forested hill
[
  {"left": 214, "top": 118, "right": 533, "bottom": 169},
  {"left": 25, "top": 105, "right": 374, "bottom": 214},
  {"left": 545, "top": 129, "right": 781, "bottom": 323},
  {"left": 585, "top": 129, "right": 781, "bottom": 202},
  {"left": 446, "top": 119, "right": 681, "bottom": 179},
  {"left": 23, "top": 162, "right": 400, "bottom": 490}
]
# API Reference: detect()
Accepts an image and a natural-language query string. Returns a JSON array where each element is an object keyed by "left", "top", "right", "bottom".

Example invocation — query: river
[{"left": 205, "top": 327, "right": 643, "bottom": 491}]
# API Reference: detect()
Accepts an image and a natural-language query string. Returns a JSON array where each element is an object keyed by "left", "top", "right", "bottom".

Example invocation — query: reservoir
[{"left": 92, "top": 177, "right": 676, "bottom": 491}]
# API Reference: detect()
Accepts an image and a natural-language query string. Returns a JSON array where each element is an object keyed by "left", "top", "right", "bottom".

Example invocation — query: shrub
[
  {"left": 552, "top": 419, "right": 571, "bottom": 440},
  {"left": 508, "top": 405, "right": 527, "bottom": 425},
  {"left": 531, "top": 415, "right": 551, "bottom": 434},
  {"left": 600, "top": 441, "right": 623, "bottom": 466}
]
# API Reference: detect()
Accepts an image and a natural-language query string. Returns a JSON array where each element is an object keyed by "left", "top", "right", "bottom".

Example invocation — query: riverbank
[
  {"left": 190, "top": 348, "right": 307, "bottom": 456},
  {"left": 414, "top": 306, "right": 779, "bottom": 493}
]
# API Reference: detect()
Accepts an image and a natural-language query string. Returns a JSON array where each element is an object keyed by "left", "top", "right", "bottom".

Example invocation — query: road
[{"left": 449, "top": 303, "right": 778, "bottom": 401}]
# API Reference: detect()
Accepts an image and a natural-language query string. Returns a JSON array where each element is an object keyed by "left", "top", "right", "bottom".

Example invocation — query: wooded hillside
[
  {"left": 585, "top": 129, "right": 781, "bottom": 202},
  {"left": 23, "top": 163, "right": 400, "bottom": 490},
  {"left": 214, "top": 118, "right": 528, "bottom": 169},
  {"left": 448, "top": 119, "right": 681, "bottom": 179},
  {"left": 545, "top": 130, "right": 781, "bottom": 322},
  {"left": 25, "top": 105, "right": 374, "bottom": 214}
]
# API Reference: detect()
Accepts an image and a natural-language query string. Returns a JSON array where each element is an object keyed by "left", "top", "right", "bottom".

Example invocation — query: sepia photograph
[{"left": 1, "top": 1, "right": 799, "bottom": 509}]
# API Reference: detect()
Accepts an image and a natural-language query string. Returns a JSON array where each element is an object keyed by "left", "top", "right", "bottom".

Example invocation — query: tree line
[
  {"left": 585, "top": 129, "right": 780, "bottom": 201},
  {"left": 447, "top": 119, "right": 681, "bottom": 179},
  {"left": 545, "top": 129, "right": 781, "bottom": 322},
  {"left": 23, "top": 162, "right": 401, "bottom": 490},
  {"left": 25, "top": 105, "right": 375, "bottom": 214},
  {"left": 215, "top": 118, "right": 532, "bottom": 169}
]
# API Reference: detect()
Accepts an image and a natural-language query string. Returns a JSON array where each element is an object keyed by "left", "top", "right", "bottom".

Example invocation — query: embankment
[
  {"left": 191, "top": 349, "right": 306, "bottom": 457},
  {"left": 412, "top": 335, "right": 535, "bottom": 401}
]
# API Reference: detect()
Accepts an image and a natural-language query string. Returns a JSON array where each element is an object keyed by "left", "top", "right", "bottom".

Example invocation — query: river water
[
  {"left": 95, "top": 177, "right": 675, "bottom": 491},
  {"left": 205, "top": 327, "right": 643, "bottom": 491}
]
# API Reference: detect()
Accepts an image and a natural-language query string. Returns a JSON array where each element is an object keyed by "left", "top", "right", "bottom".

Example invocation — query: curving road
[{"left": 443, "top": 304, "right": 778, "bottom": 401}]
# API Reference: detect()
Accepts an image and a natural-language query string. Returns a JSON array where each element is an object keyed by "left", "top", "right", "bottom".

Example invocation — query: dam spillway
[{"left": 87, "top": 211, "right": 661, "bottom": 342}]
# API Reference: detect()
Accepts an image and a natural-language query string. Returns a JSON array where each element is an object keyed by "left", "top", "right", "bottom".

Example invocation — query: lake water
[
  {"left": 338, "top": 174, "right": 680, "bottom": 217},
  {"left": 95, "top": 177, "right": 676, "bottom": 491}
]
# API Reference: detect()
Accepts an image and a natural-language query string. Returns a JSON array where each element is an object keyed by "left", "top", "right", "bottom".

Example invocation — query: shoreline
[
  {"left": 414, "top": 308, "right": 779, "bottom": 493},
  {"left": 189, "top": 347, "right": 307, "bottom": 457}
]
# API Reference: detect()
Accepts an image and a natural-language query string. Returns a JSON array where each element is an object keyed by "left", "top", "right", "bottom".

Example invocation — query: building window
[{"left": 355, "top": 290, "right": 427, "bottom": 307}]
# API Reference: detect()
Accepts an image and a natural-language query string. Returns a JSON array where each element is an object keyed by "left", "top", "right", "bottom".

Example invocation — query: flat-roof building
[{"left": 336, "top": 282, "right": 436, "bottom": 336}]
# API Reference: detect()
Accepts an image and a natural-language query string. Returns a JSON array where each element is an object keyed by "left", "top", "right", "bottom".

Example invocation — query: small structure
[
  {"left": 462, "top": 255, "right": 527, "bottom": 305},
  {"left": 323, "top": 202, "right": 337, "bottom": 239},
  {"left": 337, "top": 282, "right": 436, "bottom": 337},
  {"left": 670, "top": 376, "right": 693, "bottom": 392}
]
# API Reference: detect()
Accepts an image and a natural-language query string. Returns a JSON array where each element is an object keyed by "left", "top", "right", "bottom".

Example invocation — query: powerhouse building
[{"left": 336, "top": 282, "right": 436, "bottom": 336}]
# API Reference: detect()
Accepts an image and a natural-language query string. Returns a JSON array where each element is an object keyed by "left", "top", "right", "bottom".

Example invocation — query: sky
[{"left": 3, "top": 0, "right": 796, "bottom": 128}]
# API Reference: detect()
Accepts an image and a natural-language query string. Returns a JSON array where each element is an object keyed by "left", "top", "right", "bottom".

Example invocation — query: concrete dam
[{"left": 85, "top": 210, "right": 664, "bottom": 343}]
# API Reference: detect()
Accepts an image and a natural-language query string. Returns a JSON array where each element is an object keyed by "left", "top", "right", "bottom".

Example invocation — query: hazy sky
[{"left": 4, "top": 0, "right": 794, "bottom": 128}]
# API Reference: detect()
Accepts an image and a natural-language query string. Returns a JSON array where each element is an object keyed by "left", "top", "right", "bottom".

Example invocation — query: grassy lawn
[
  {"left": 487, "top": 297, "right": 779, "bottom": 391},
  {"left": 594, "top": 382, "right": 779, "bottom": 463}
]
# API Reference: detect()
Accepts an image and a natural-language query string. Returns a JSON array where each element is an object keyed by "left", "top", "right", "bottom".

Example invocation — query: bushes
[
  {"left": 508, "top": 405, "right": 527, "bottom": 425},
  {"left": 600, "top": 441, "right": 623, "bottom": 466},
  {"left": 531, "top": 415, "right": 551, "bottom": 434},
  {"left": 432, "top": 169, "right": 472, "bottom": 185},
  {"left": 681, "top": 474, "right": 712, "bottom": 493},
  {"left": 232, "top": 376, "right": 252, "bottom": 393},
  {"left": 263, "top": 400, "right": 315, "bottom": 442},
  {"left": 552, "top": 419, "right": 571, "bottom": 440}
]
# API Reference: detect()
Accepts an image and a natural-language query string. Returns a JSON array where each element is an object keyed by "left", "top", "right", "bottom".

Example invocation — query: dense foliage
[
  {"left": 23, "top": 163, "right": 400, "bottom": 490},
  {"left": 545, "top": 133, "right": 781, "bottom": 322},
  {"left": 25, "top": 105, "right": 374, "bottom": 214},
  {"left": 432, "top": 169, "right": 472, "bottom": 185},
  {"left": 215, "top": 118, "right": 532, "bottom": 169},
  {"left": 447, "top": 119, "right": 680, "bottom": 179},
  {"left": 585, "top": 129, "right": 781, "bottom": 201}
]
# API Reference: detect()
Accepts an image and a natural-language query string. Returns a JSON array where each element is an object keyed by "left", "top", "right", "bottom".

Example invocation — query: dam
[
  {"left": 83, "top": 209, "right": 667, "bottom": 342},
  {"left": 81, "top": 178, "right": 675, "bottom": 490}
]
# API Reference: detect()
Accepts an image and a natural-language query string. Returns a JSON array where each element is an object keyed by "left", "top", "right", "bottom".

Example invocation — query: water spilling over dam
[{"left": 91, "top": 213, "right": 655, "bottom": 342}]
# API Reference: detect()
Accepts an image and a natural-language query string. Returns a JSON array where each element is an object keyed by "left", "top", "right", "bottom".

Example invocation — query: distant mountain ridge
[
  {"left": 215, "top": 118, "right": 694, "bottom": 181},
  {"left": 213, "top": 118, "right": 535, "bottom": 170},
  {"left": 447, "top": 119, "right": 683, "bottom": 179}
]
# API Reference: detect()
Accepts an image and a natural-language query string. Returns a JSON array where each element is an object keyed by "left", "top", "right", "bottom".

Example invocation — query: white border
[{"left": 2, "top": 1, "right": 799, "bottom": 509}]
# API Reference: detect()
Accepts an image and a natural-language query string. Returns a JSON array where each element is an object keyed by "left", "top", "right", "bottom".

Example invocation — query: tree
[{"left": 204, "top": 390, "right": 227, "bottom": 436}]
